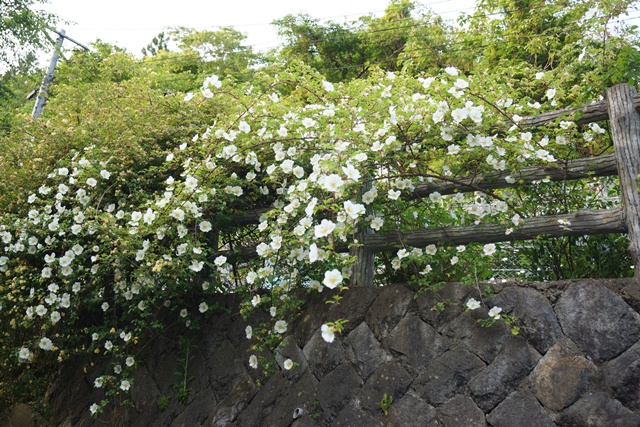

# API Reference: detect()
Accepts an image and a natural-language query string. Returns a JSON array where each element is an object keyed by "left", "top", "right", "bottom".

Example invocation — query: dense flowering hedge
[{"left": 0, "top": 63, "right": 619, "bottom": 412}]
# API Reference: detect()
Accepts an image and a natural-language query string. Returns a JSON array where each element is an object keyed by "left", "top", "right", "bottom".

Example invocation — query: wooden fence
[{"left": 231, "top": 84, "right": 640, "bottom": 285}]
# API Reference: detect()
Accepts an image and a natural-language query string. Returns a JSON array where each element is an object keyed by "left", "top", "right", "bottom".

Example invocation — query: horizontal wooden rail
[
  {"left": 227, "top": 153, "right": 619, "bottom": 226},
  {"left": 338, "top": 207, "right": 626, "bottom": 253},
  {"left": 234, "top": 208, "right": 626, "bottom": 259},
  {"left": 412, "top": 153, "right": 618, "bottom": 198},
  {"left": 520, "top": 93, "right": 640, "bottom": 128}
]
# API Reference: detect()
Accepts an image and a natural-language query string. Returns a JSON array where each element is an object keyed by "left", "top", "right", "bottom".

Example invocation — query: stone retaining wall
[{"left": 7, "top": 278, "right": 640, "bottom": 426}]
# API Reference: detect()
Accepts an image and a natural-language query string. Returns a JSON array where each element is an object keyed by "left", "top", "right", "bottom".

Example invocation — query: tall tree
[
  {"left": 273, "top": 14, "right": 365, "bottom": 81},
  {"left": 141, "top": 31, "right": 171, "bottom": 57},
  {"left": 0, "top": 0, "right": 58, "bottom": 68},
  {"left": 170, "top": 27, "right": 257, "bottom": 81}
]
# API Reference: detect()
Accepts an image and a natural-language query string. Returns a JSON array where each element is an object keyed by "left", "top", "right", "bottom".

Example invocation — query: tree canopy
[{"left": 0, "top": 0, "right": 58, "bottom": 68}]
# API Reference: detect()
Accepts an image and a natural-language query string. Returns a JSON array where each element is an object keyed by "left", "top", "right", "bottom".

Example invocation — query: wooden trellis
[{"left": 229, "top": 84, "right": 640, "bottom": 285}]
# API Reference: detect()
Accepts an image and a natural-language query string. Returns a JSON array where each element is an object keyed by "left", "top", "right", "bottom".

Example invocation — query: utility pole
[{"left": 32, "top": 29, "right": 89, "bottom": 119}]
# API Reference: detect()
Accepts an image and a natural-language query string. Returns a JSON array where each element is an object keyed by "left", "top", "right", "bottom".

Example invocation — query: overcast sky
[{"left": 40, "top": 0, "right": 476, "bottom": 56}]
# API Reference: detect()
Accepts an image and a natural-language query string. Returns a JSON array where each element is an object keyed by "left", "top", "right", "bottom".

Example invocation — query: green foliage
[
  {"left": 170, "top": 27, "right": 258, "bottom": 82},
  {"left": 157, "top": 395, "right": 171, "bottom": 411},
  {"left": 0, "top": 0, "right": 638, "bottom": 415},
  {"left": 0, "top": 0, "right": 59, "bottom": 67},
  {"left": 174, "top": 336, "right": 196, "bottom": 404},
  {"left": 142, "top": 32, "right": 170, "bottom": 57},
  {"left": 272, "top": 14, "right": 366, "bottom": 82},
  {"left": 377, "top": 393, "right": 393, "bottom": 415},
  {"left": 0, "top": 60, "right": 41, "bottom": 135}
]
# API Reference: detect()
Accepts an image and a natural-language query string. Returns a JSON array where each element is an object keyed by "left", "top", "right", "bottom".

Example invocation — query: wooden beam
[
  {"left": 412, "top": 154, "right": 618, "bottom": 198},
  {"left": 520, "top": 93, "right": 640, "bottom": 128},
  {"left": 607, "top": 84, "right": 640, "bottom": 277},
  {"left": 356, "top": 207, "right": 626, "bottom": 253}
]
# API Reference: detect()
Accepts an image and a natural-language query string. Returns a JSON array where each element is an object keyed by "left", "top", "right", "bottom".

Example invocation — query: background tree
[
  {"left": 169, "top": 27, "right": 257, "bottom": 81},
  {"left": 272, "top": 14, "right": 365, "bottom": 81},
  {"left": 0, "top": 0, "right": 60, "bottom": 134},
  {"left": 0, "top": 0, "right": 59, "bottom": 68},
  {"left": 141, "top": 31, "right": 170, "bottom": 57}
]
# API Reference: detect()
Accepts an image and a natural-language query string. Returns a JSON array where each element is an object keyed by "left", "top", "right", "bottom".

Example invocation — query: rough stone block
[
  {"left": 558, "top": 392, "right": 640, "bottom": 427},
  {"left": 333, "top": 402, "right": 384, "bottom": 427},
  {"left": 169, "top": 388, "right": 216, "bottom": 427},
  {"left": 555, "top": 280, "right": 640, "bottom": 363},
  {"left": 344, "top": 321, "right": 390, "bottom": 381},
  {"left": 357, "top": 361, "right": 412, "bottom": 413},
  {"left": 206, "top": 339, "right": 253, "bottom": 402},
  {"left": 384, "top": 313, "right": 449, "bottom": 372},
  {"left": 486, "top": 390, "right": 556, "bottom": 427},
  {"left": 413, "top": 348, "right": 486, "bottom": 406},
  {"left": 315, "top": 363, "right": 362, "bottom": 417},
  {"left": 206, "top": 376, "right": 256, "bottom": 426},
  {"left": 236, "top": 371, "right": 288, "bottom": 426},
  {"left": 437, "top": 395, "right": 486, "bottom": 427},
  {"left": 263, "top": 372, "right": 319, "bottom": 427},
  {"left": 416, "top": 282, "right": 474, "bottom": 329},
  {"left": 469, "top": 337, "right": 541, "bottom": 412},
  {"left": 294, "top": 286, "right": 380, "bottom": 344},
  {"left": 366, "top": 284, "right": 415, "bottom": 340},
  {"left": 275, "top": 336, "right": 309, "bottom": 383},
  {"left": 302, "top": 327, "right": 345, "bottom": 379},
  {"left": 621, "top": 281, "right": 640, "bottom": 312},
  {"left": 441, "top": 308, "right": 511, "bottom": 364},
  {"left": 387, "top": 393, "right": 441, "bottom": 427},
  {"left": 489, "top": 286, "right": 563, "bottom": 354},
  {"left": 604, "top": 339, "right": 640, "bottom": 411},
  {"left": 530, "top": 338, "right": 595, "bottom": 412}
]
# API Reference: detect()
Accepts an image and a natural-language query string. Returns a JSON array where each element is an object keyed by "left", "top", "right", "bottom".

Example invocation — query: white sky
[{"left": 40, "top": 0, "right": 477, "bottom": 56}]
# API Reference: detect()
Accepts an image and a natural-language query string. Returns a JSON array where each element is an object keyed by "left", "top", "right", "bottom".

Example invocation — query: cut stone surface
[
  {"left": 236, "top": 371, "right": 288, "bottom": 426},
  {"left": 169, "top": 389, "right": 216, "bottom": 427},
  {"left": 622, "top": 281, "right": 640, "bottom": 312},
  {"left": 441, "top": 309, "right": 511, "bottom": 364},
  {"left": 344, "top": 322, "right": 390, "bottom": 381},
  {"left": 604, "top": 339, "right": 640, "bottom": 411},
  {"left": 416, "top": 282, "right": 474, "bottom": 329},
  {"left": 558, "top": 392, "right": 640, "bottom": 427},
  {"left": 486, "top": 390, "right": 556, "bottom": 427},
  {"left": 531, "top": 338, "right": 595, "bottom": 412},
  {"left": 206, "top": 377, "right": 256, "bottom": 427},
  {"left": 333, "top": 402, "right": 384, "bottom": 427},
  {"left": 263, "top": 372, "right": 319, "bottom": 427},
  {"left": 437, "top": 395, "right": 487, "bottom": 427},
  {"left": 315, "top": 363, "right": 362, "bottom": 418},
  {"left": 206, "top": 339, "right": 253, "bottom": 403},
  {"left": 294, "top": 286, "right": 381, "bottom": 344},
  {"left": 387, "top": 393, "right": 441, "bottom": 427},
  {"left": 357, "top": 361, "right": 413, "bottom": 413},
  {"left": 334, "top": 285, "right": 382, "bottom": 335},
  {"left": 291, "top": 416, "right": 320, "bottom": 427},
  {"left": 384, "top": 313, "right": 450, "bottom": 372},
  {"left": 555, "top": 280, "right": 640, "bottom": 362},
  {"left": 303, "top": 327, "right": 345, "bottom": 379},
  {"left": 489, "top": 286, "right": 563, "bottom": 354},
  {"left": 32, "top": 277, "right": 640, "bottom": 427},
  {"left": 130, "top": 365, "right": 164, "bottom": 418},
  {"left": 365, "top": 284, "right": 415, "bottom": 340},
  {"left": 275, "top": 337, "right": 309, "bottom": 383},
  {"left": 469, "top": 337, "right": 541, "bottom": 412},
  {"left": 413, "top": 347, "right": 486, "bottom": 406}
]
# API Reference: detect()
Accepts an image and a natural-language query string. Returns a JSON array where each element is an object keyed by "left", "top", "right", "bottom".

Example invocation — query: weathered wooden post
[
  {"left": 351, "top": 180, "right": 375, "bottom": 286},
  {"left": 607, "top": 84, "right": 640, "bottom": 277},
  {"left": 351, "top": 243, "right": 375, "bottom": 287}
]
